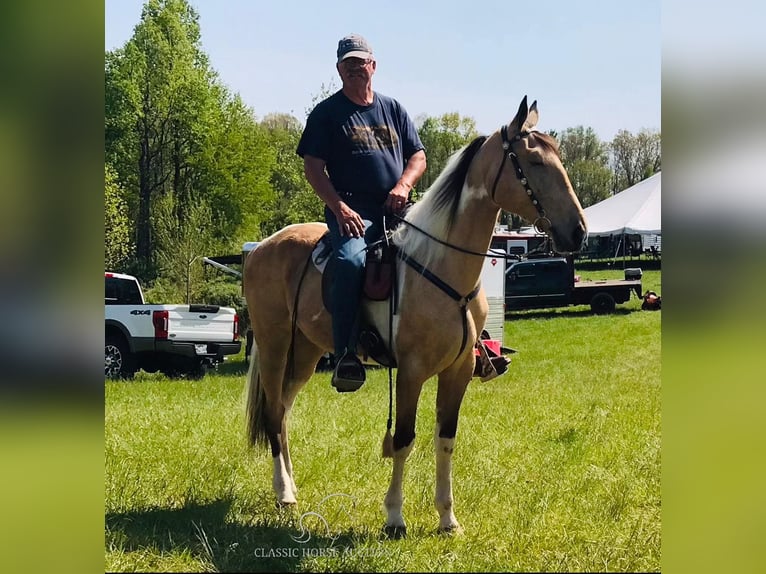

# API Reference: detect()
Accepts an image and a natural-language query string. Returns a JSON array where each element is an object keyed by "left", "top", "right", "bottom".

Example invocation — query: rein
[{"left": 388, "top": 216, "right": 516, "bottom": 260}]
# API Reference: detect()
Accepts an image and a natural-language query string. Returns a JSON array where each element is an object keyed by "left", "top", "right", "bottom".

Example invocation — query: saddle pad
[{"left": 311, "top": 232, "right": 333, "bottom": 274}]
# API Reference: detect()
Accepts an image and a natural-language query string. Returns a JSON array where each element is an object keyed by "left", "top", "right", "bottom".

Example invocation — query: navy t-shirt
[{"left": 297, "top": 90, "right": 424, "bottom": 208}]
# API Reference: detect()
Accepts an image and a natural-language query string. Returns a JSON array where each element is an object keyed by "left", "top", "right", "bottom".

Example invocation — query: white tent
[{"left": 583, "top": 172, "right": 661, "bottom": 237}]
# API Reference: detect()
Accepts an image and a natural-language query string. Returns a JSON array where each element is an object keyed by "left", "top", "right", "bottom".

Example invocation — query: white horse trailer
[{"left": 479, "top": 252, "right": 506, "bottom": 346}]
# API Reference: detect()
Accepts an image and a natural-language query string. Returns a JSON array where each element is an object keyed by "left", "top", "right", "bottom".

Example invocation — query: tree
[
  {"left": 191, "top": 91, "right": 276, "bottom": 249},
  {"left": 416, "top": 112, "right": 479, "bottom": 196},
  {"left": 105, "top": 163, "right": 133, "bottom": 270},
  {"left": 259, "top": 113, "right": 323, "bottom": 237},
  {"left": 105, "top": 0, "right": 274, "bottom": 278},
  {"left": 108, "top": 0, "right": 212, "bottom": 270},
  {"left": 151, "top": 191, "right": 216, "bottom": 303},
  {"left": 555, "top": 126, "right": 613, "bottom": 208},
  {"left": 610, "top": 129, "right": 662, "bottom": 191}
]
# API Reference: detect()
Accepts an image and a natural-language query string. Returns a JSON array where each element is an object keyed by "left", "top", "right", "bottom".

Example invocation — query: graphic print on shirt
[{"left": 344, "top": 122, "right": 400, "bottom": 156}]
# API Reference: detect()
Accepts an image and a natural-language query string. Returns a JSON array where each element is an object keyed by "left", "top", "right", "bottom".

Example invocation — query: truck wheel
[
  {"left": 188, "top": 360, "right": 210, "bottom": 380},
  {"left": 160, "top": 366, "right": 181, "bottom": 379},
  {"left": 591, "top": 292, "right": 616, "bottom": 314},
  {"left": 105, "top": 334, "right": 135, "bottom": 380}
]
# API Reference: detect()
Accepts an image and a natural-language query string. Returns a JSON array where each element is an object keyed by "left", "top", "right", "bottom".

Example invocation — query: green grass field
[{"left": 105, "top": 270, "right": 661, "bottom": 572}]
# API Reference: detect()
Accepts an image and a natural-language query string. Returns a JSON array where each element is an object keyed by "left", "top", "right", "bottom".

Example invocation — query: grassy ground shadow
[{"left": 106, "top": 499, "right": 366, "bottom": 572}]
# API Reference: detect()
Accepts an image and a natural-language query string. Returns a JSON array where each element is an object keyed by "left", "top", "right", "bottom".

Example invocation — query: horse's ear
[
  {"left": 524, "top": 100, "right": 539, "bottom": 131},
  {"left": 508, "top": 95, "right": 529, "bottom": 132}
]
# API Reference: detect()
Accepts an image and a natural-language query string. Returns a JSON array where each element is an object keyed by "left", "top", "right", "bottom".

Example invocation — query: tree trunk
[{"left": 136, "top": 124, "right": 152, "bottom": 265}]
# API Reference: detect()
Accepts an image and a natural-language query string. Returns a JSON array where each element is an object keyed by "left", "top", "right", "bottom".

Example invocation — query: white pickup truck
[{"left": 105, "top": 272, "right": 241, "bottom": 379}]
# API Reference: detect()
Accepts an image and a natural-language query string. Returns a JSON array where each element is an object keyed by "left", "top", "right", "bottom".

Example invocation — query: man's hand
[
  {"left": 335, "top": 201, "right": 365, "bottom": 238},
  {"left": 386, "top": 150, "right": 426, "bottom": 213},
  {"left": 385, "top": 181, "right": 410, "bottom": 213}
]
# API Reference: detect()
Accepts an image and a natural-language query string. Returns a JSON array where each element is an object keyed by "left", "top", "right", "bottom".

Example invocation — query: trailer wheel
[
  {"left": 591, "top": 292, "right": 616, "bottom": 314},
  {"left": 105, "top": 334, "right": 135, "bottom": 380}
]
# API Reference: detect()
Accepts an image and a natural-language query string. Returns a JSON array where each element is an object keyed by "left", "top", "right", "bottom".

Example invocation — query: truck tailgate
[{"left": 168, "top": 307, "right": 236, "bottom": 342}]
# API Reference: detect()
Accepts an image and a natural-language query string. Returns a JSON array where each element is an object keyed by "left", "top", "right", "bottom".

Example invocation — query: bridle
[{"left": 489, "top": 125, "right": 552, "bottom": 235}]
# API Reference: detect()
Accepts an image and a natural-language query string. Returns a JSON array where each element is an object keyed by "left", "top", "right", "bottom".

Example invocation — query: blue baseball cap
[{"left": 337, "top": 34, "right": 373, "bottom": 63}]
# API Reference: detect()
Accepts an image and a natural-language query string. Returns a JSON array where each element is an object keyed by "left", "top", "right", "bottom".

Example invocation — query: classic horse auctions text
[{"left": 254, "top": 546, "right": 389, "bottom": 559}]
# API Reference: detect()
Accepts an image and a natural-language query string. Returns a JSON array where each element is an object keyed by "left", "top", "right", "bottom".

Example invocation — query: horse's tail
[{"left": 245, "top": 345, "right": 268, "bottom": 447}]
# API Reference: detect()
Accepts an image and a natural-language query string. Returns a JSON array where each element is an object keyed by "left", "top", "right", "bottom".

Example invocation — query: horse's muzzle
[{"left": 551, "top": 222, "right": 587, "bottom": 254}]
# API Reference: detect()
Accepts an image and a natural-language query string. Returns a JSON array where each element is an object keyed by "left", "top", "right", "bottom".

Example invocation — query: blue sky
[{"left": 105, "top": 0, "right": 660, "bottom": 141}]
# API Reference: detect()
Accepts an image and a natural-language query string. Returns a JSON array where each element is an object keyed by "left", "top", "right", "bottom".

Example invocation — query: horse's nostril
[{"left": 574, "top": 223, "right": 586, "bottom": 247}]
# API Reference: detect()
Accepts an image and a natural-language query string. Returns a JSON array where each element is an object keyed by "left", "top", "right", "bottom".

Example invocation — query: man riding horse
[{"left": 296, "top": 33, "right": 427, "bottom": 392}]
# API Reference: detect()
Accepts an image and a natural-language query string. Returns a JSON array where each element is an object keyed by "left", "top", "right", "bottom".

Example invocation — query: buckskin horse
[{"left": 244, "top": 96, "right": 587, "bottom": 535}]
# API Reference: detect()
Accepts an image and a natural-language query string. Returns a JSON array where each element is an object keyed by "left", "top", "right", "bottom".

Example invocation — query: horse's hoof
[
  {"left": 437, "top": 523, "right": 464, "bottom": 536},
  {"left": 382, "top": 525, "right": 407, "bottom": 539},
  {"left": 276, "top": 498, "right": 297, "bottom": 509}
]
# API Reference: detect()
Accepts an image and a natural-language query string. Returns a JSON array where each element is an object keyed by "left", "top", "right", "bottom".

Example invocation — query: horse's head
[{"left": 477, "top": 96, "right": 588, "bottom": 254}]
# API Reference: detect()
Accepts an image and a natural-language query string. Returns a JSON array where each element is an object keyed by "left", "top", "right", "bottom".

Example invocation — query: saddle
[
  {"left": 314, "top": 231, "right": 398, "bottom": 367},
  {"left": 312, "top": 230, "right": 516, "bottom": 379}
]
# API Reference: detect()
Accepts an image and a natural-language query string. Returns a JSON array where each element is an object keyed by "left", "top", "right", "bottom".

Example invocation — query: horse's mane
[
  {"left": 529, "top": 130, "right": 561, "bottom": 158},
  {"left": 392, "top": 135, "right": 487, "bottom": 265}
]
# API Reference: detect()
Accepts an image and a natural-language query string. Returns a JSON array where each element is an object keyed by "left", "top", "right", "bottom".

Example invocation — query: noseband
[{"left": 489, "top": 125, "right": 552, "bottom": 234}]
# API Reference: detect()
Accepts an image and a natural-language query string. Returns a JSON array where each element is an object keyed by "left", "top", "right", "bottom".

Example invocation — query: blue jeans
[{"left": 325, "top": 205, "right": 383, "bottom": 358}]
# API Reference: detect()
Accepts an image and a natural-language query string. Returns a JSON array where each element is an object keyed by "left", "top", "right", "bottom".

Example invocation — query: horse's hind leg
[
  {"left": 253, "top": 332, "right": 297, "bottom": 506},
  {"left": 433, "top": 360, "right": 473, "bottom": 533},
  {"left": 280, "top": 330, "right": 325, "bottom": 498}
]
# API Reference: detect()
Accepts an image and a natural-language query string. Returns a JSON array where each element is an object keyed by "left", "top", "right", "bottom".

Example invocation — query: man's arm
[
  {"left": 386, "top": 150, "right": 427, "bottom": 212},
  {"left": 303, "top": 155, "right": 365, "bottom": 238}
]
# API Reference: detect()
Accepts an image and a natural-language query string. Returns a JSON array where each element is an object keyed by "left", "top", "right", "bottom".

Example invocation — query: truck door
[
  {"left": 536, "top": 261, "right": 569, "bottom": 306},
  {"left": 505, "top": 260, "right": 570, "bottom": 310},
  {"left": 505, "top": 262, "right": 539, "bottom": 309}
]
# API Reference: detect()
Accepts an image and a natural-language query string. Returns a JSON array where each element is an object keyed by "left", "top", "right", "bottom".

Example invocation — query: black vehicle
[{"left": 505, "top": 257, "right": 642, "bottom": 314}]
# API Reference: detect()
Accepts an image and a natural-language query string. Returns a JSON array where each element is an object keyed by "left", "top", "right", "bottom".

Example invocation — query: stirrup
[{"left": 331, "top": 351, "right": 366, "bottom": 393}]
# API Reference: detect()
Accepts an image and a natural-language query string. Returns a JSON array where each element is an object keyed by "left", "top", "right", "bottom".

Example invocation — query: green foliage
[
  {"left": 150, "top": 191, "right": 219, "bottom": 303},
  {"left": 555, "top": 126, "right": 613, "bottom": 208},
  {"left": 567, "top": 159, "right": 613, "bottom": 208},
  {"left": 259, "top": 113, "right": 323, "bottom": 237},
  {"left": 416, "top": 112, "right": 479, "bottom": 197},
  {"left": 198, "top": 276, "right": 249, "bottom": 332},
  {"left": 104, "top": 163, "right": 133, "bottom": 270},
  {"left": 610, "top": 129, "right": 662, "bottom": 191},
  {"left": 193, "top": 92, "right": 277, "bottom": 248},
  {"left": 142, "top": 275, "right": 185, "bottom": 304},
  {"left": 105, "top": 0, "right": 274, "bottom": 277}
]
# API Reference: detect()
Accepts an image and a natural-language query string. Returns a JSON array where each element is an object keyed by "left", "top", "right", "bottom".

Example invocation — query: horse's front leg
[
  {"left": 383, "top": 373, "right": 426, "bottom": 538},
  {"left": 434, "top": 358, "right": 473, "bottom": 533}
]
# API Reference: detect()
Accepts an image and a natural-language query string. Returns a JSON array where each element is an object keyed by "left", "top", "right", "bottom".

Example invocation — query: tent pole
[{"left": 622, "top": 232, "right": 626, "bottom": 269}]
